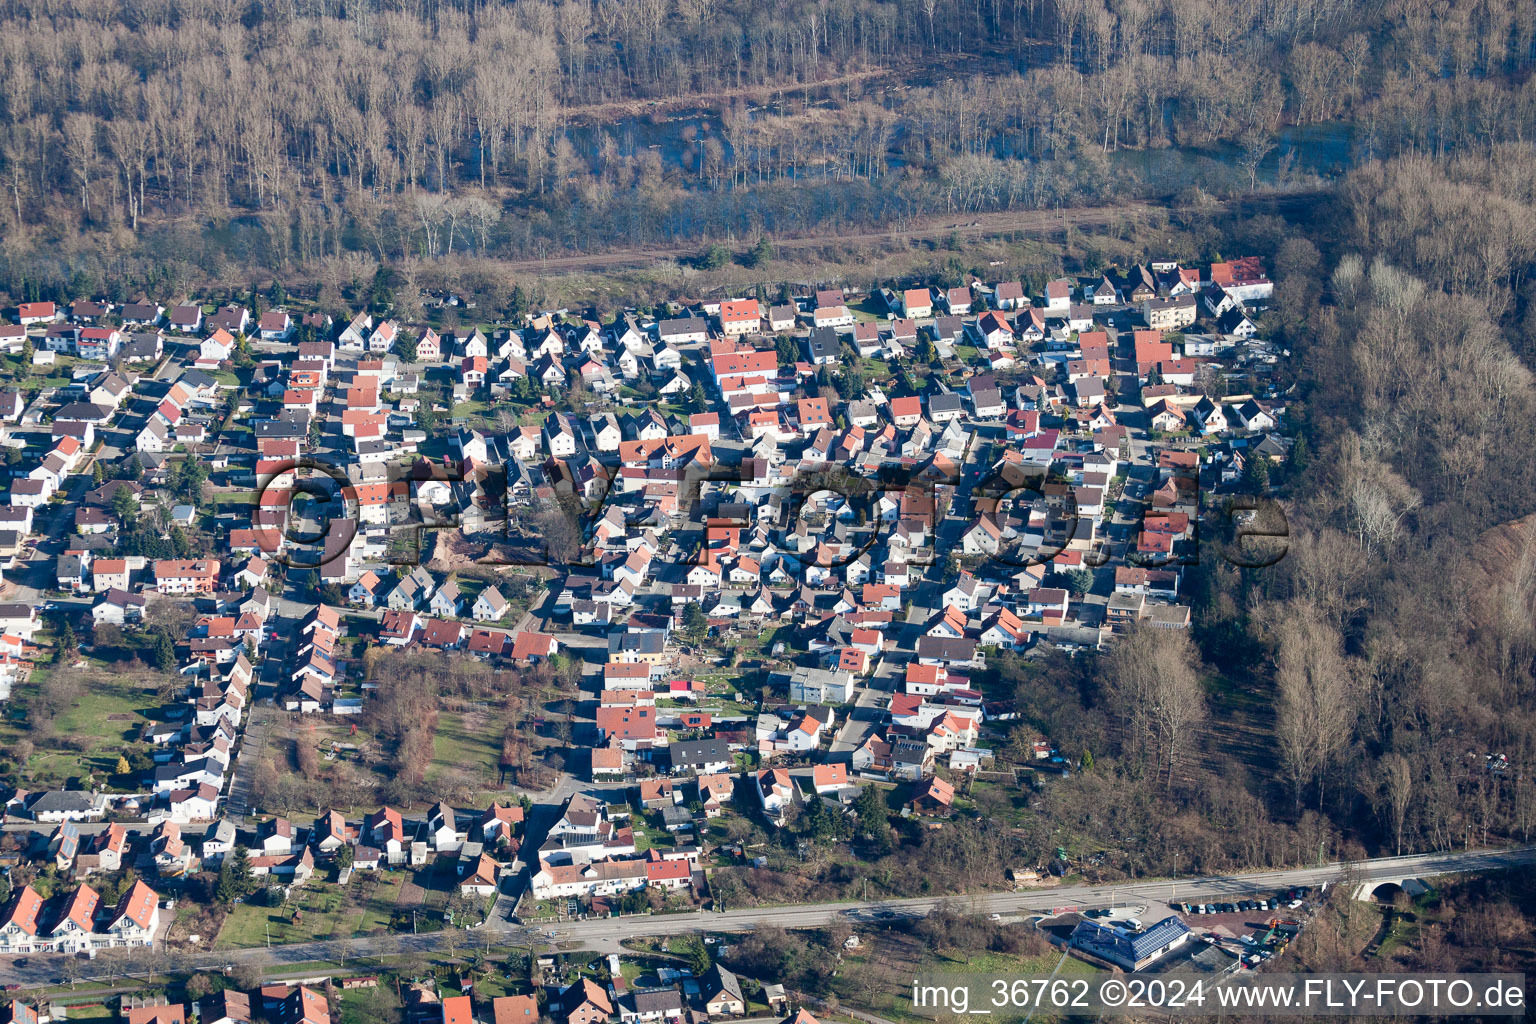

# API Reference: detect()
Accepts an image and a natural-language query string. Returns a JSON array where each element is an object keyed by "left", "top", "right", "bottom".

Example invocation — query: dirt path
[
  {"left": 502, "top": 203, "right": 1156, "bottom": 275},
  {"left": 503, "top": 190, "right": 1322, "bottom": 278},
  {"left": 559, "top": 67, "right": 894, "bottom": 124},
  {"left": 555, "top": 47, "right": 1056, "bottom": 125}
]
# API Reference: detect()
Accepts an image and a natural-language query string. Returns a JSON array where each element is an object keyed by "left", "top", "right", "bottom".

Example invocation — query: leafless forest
[
  {"left": 994, "top": 143, "right": 1536, "bottom": 878},
  {"left": 2, "top": 0, "right": 1536, "bottom": 297}
]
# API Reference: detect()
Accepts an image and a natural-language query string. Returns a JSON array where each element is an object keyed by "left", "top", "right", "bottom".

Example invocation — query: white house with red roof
[
  {"left": 718, "top": 299, "right": 760, "bottom": 337},
  {"left": 16, "top": 302, "right": 60, "bottom": 325}
]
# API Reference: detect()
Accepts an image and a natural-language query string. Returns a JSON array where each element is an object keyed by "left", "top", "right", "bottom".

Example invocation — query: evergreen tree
[
  {"left": 1063, "top": 569, "right": 1093, "bottom": 597},
  {"left": 54, "top": 622, "right": 77, "bottom": 663},
  {"left": 151, "top": 632, "right": 177, "bottom": 672},
  {"left": 216, "top": 846, "right": 254, "bottom": 904},
  {"left": 1243, "top": 455, "right": 1272, "bottom": 493},
  {"left": 688, "top": 939, "right": 713, "bottom": 975},
  {"left": 854, "top": 785, "right": 893, "bottom": 857},
  {"left": 681, "top": 603, "right": 708, "bottom": 642},
  {"left": 507, "top": 284, "right": 531, "bottom": 319},
  {"left": 775, "top": 334, "right": 798, "bottom": 366},
  {"left": 746, "top": 236, "right": 773, "bottom": 268},
  {"left": 368, "top": 267, "right": 394, "bottom": 313},
  {"left": 112, "top": 486, "right": 140, "bottom": 523},
  {"left": 854, "top": 784, "right": 887, "bottom": 829}
]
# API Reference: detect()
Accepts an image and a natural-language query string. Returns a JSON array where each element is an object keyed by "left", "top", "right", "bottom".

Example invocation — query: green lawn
[
  {"left": 216, "top": 893, "right": 340, "bottom": 948},
  {"left": 338, "top": 984, "right": 403, "bottom": 1024},
  {"left": 2, "top": 674, "right": 157, "bottom": 788},
  {"left": 350, "top": 872, "right": 410, "bottom": 934},
  {"left": 215, "top": 873, "right": 408, "bottom": 949},
  {"left": 425, "top": 711, "right": 505, "bottom": 793},
  {"left": 657, "top": 696, "right": 758, "bottom": 718},
  {"left": 451, "top": 400, "right": 494, "bottom": 422},
  {"left": 630, "top": 821, "right": 655, "bottom": 854}
]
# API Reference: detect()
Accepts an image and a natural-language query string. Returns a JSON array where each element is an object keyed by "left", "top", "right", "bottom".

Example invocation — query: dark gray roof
[
  {"left": 254, "top": 419, "right": 306, "bottom": 438},
  {"left": 706, "top": 964, "right": 744, "bottom": 1003},
  {"left": 669, "top": 740, "right": 730, "bottom": 768},
  {"left": 119, "top": 302, "right": 161, "bottom": 321},
  {"left": 608, "top": 631, "right": 664, "bottom": 655},
  {"left": 1218, "top": 307, "right": 1254, "bottom": 331},
  {"left": 806, "top": 327, "right": 839, "bottom": 360},
  {"left": 931, "top": 315, "right": 963, "bottom": 341},
  {"left": 657, "top": 317, "right": 705, "bottom": 339},
  {"left": 1071, "top": 915, "right": 1190, "bottom": 965},
  {"left": 971, "top": 387, "right": 1003, "bottom": 409},
  {"left": 916, "top": 636, "right": 977, "bottom": 661},
  {"left": 28, "top": 790, "right": 98, "bottom": 813},
  {"left": 630, "top": 989, "right": 683, "bottom": 1014},
  {"left": 54, "top": 401, "right": 112, "bottom": 422}
]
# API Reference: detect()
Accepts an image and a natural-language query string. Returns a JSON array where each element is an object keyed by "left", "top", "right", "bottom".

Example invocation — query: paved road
[
  {"left": 831, "top": 655, "right": 892, "bottom": 756},
  {"left": 224, "top": 703, "right": 278, "bottom": 825},
  {"left": 1, "top": 455, "right": 99, "bottom": 608},
  {"left": 537, "top": 846, "right": 1536, "bottom": 953},
  {"left": 3, "top": 846, "right": 1528, "bottom": 989}
]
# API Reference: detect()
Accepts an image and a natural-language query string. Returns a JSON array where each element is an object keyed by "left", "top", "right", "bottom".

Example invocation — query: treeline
[
  {"left": 2, "top": 0, "right": 1536, "bottom": 297},
  {"left": 1260, "top": 144, "right": 1536, "bottom": 855},
  {"left": 974, "top": 145, "right": 1536, "bottom": 876}
]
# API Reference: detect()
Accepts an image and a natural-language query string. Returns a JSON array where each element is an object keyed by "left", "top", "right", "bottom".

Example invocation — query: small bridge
[{"left": 1353, "top": 877, "right": 1434, "bottom": 902}]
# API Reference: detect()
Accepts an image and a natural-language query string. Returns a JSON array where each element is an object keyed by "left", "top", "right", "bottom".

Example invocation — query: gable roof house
[{"left": 901, "top": 288, "right": 933, "bottom": 319}]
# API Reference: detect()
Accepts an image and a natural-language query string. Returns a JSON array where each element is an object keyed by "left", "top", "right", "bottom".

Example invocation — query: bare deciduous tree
[
  {"left": 1107, "top": 626, "right": 1207, "bottom": 788},
  {"left": 1379, "top": 752, "right": 1414, "bottom": 855},
  {"left": 1274, "top": 601, "right": 1360, "bottom": 810}
]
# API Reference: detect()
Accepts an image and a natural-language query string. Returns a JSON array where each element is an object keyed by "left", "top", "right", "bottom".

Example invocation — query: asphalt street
[{"left": 2, "top": 845, "right": 1529, "bottom": 990}]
